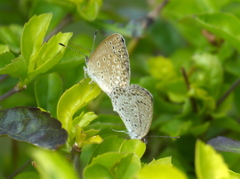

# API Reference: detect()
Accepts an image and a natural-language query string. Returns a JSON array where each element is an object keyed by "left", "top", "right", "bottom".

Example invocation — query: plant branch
[
  {"left": 143, "top": 0, "right": 169, "bottom": 30},
  {"left": 128, "top": 0, "right": 169, "bottom": 54},
  {"left": 71, "top": 144, "right": 82, "bottom": 178},
  {"left": 7, "top": 160, "right": 32, "bottom": 179},
  {"left": 0, "top": 85, "right": 26, "bottom": 101},
  {"left": 45, "top": 14, "right": 73, "bottom": 42},
  {"left": 181, "top": 67, "right": 198, "bottom": 113},
  {"left": 0, "top": 74, "right": 8, "bottom": 83},
  {"left": 216, "top": 78, "right": 240, "bottom": 107}
]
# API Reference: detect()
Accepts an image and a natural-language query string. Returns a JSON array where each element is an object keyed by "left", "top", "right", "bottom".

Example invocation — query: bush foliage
[{"left": 1, "top": 0, "right": 240, "bottom": 178}]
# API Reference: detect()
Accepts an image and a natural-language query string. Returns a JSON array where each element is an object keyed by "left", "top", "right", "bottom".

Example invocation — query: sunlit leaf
[
  {"left": 120, "top": 139, "right": 146, "bottom": 158},
  {"left": 31, "top": 148, "right": 78, "bottom": 179},
  {"left": 21, "top": 13, "right": 52, "bottom": 67},
  {"left": 76, "top": 0, "right": 102, "bottom": 21},
  {"left": 195, "top": 140, "right": 230, "bottom": 179},
  {"left": 28, "top": 32, "right": 72, "bottom": 78},
  {"left": 72, "top": 111, "right": 98, "bottom": 128},
  {"left": 57, "top": 78, "right": 101, "bottom": 134},
  {"left": 0, "top": 53, "right": 27, "bottom": 80},
  {"left": 137, "top": 157, "right": 186, "bottom": 179},
  {"left": 84, "top": 152, "right": 141, "bottom": 179}
]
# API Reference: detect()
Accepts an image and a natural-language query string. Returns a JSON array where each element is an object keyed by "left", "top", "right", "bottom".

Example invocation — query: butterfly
[
  {"left": 84, "top": 33, "right": 130, "bottom": 96},
  {"left": 110, "top": 84, "right": 153, "bottom": 141}
]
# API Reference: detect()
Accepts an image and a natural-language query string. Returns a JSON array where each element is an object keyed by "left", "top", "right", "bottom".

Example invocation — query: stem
[
  {"left": 71, "top": 144, "right": 82, "bottom": 178},
  {"left": 0, "top": 74, "right": 8, "bottom": 82},
  {"left": 181, "top": 67, "right": 198, "bottom": 113},
  {"left": 45, "top": 14, "right": 73, "bottom": 42},
  {"left": 143, "top": 0, "right": 169, "bottom": 30},
  {"left": 0, "top": 85, "right": 26, "bottom": 101},
  {"left": 7, "top": 160, "right": 32, "bottom": 179},
  {"left": 216, "top": 78, "right": 240, "bottom": 107},
  {"left": 128, "top": 0, "right": 169, "bottom": 53}
]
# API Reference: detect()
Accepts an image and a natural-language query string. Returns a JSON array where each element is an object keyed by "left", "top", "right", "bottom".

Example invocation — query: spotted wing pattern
[
  {"left": 85, "top": 33, "right": 130, "bottom": 96},
  {"left": 110, "top": 84, "right": 153, "bottom": 140}
]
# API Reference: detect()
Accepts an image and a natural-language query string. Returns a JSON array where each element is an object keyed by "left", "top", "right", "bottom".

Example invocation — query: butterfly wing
[
  {"left": 86, "top": 33, "right": 130, "bottom": 96},
  {"left": 111, "top": 84, "right": 153, "bottom": 140}
]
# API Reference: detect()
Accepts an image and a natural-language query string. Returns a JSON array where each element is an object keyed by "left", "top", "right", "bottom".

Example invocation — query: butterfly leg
[
  {"left": 83, "top": 66, "right": 88, "bottom": 78},
  {"left": 83, "top": 66, "right": 96, "bottom": 87}
]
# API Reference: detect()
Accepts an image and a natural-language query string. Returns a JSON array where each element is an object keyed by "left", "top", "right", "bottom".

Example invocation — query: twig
[
  {"left": 7, "top": 160, "right": 32, "bottom": 179},
  {"left": 45, "top": 14, "right": 73, "bottom": 42},
  {"left": 217, "top": 78, "right": 240, "bottom": 107},
  {"left": 0, "top": 74, "right": 8, "bottom": 83},
  {"left": 71, "top": 144, "right": 82, "bottom": 178},
  {"left": 128, "top": 0, "right": 169, "bottom": 54},
  {"left": 143, "top": 0, "right": 169, "bottom": 30},
  {"left": 181, "top": 67, "right": 198, "bottom": 113},
  {"left": 0, "top": 85, "right": 26, "bottom": 101}
]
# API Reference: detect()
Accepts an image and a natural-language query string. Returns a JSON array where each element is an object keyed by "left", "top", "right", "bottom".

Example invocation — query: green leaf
[
  {"left": 148, "top": 157, "right": 173, "bottom": 166},
  {"left": 83, "top": 164, "right": 112, "bottom": 179},
  {"left": 195, "top": 140, "right": 230, "bottom": 179},
  {"left": 156, "top": 78, "right": 187, "bottom": 103},
  {"left": 229, "top": 170, "right": 240, "bottom": 179},
  {"left": 75, "top": 127, "right": 102, "bottom": 147},
  {"left": 76, "top": 0, "right": 102, "bottom": 21},
  {"left": 21, "top": 13, "right": 52, "bottom": 67},
  {"left": 195, "top": 12, "right": 240, "bottom": 52},
  {"left": 192, "top": 52, "right": 223, "bottom": 98},
  {"left": 211, "top": 117, "right": 240, "bottom": 133},
  {"left": 0, "top": 54, "right": 27, "bottom": 80},
  {"left": 35, "top": 73, "right": 63, "bottom": 118},
  {"left": 163, "top": 0, "right": 202, "bottom": 20},
  {"left": 0, "top": 24, "right": 22, "bottom": 53},
  {"left": 0, "top": 44, "right": 9, "bottom": 53},
  {"left": 195, "top": 0, "right": 220, "bottom": 12},
  {"left": 190, "top": 122, "right": 210, "bottom": 136},
  {"left": 120, "top": 139, "right": 146, "bottom": 158},
  {"left": 90, "top": 136, "right": 146, "bottom": 162},
  {"left": 72, "top": 111, "right": 98, "bottom": 128},
  {"left": 188, "top": 84, "right": 216, "bottom": 112},
  {"left": 137, "top": 157, "right": 187, "bottom": 179},
  {"left": 148, "top": 56, "right": 176, "bottom": 80},
  {"left": 27, "top": 32, "right": 72, "bottom": 79},
  {"left": 57, "top": 78, "right": 101, "bottom": 135},
  {"left": 85, "top": 114, "right": 126, "bottom": 139},
  {"left": 225, "top": 57, "right": 240, "bottom": 76},
  {"left": 159, "top": 116, "right": 189, "bottom": 137},
  {"left": 0, "top": 52, "right": 15, "bottom": 68},
  {"left": 114, "top": 153, "right": 141, "bottom": 179},
  {"left": 0, "top": 106, "right": 68, "bottom": 150},
  {"left": 84, "top": 152, "right": 141, "bottom": 179},
  {"left": 90, "top": 136, "right": 125, "bottom": 161},
  {"left": 31, "top": 148, "right": 78, "bottom": 179},
  {"left": 208, "top": 136, "right": 240, "bottom": 154}
]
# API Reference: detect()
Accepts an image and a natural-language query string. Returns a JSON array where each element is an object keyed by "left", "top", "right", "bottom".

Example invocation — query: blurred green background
[{"left": 1, "top": 0, "right": 240, "bottom": 178}]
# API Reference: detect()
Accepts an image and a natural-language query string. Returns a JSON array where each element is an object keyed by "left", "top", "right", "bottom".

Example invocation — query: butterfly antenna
[
  {"left": 91, "top": 30, "right": 98, "bottom": 55},
  {"left": 58, "top": 43, "right": 88, "bottom": 58},
  {"left": 148, "top": 135, "right": 180, "bottom": 139}
]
